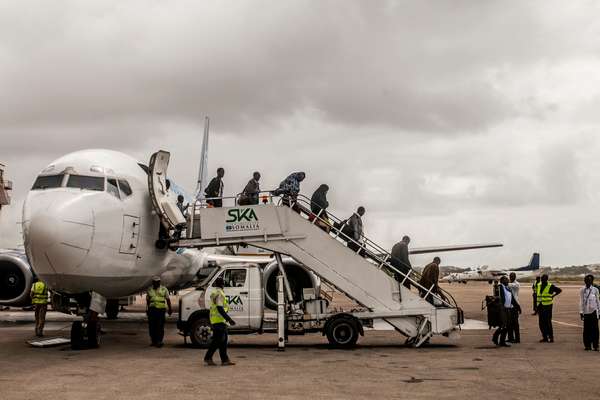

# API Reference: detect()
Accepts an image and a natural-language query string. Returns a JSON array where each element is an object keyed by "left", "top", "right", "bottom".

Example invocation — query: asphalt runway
[{"left": 0, "top": 282, "right": 595, "bottom": 400}]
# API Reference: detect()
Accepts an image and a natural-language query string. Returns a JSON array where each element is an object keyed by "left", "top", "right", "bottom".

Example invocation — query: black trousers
[
  {"left": 507, "top": 308, "right": 520, "bottom": 342},
  {"left": 204, "top": 323, "right": 230, "bottom": 362},
  {"left": 538, "top": 304, "right": 554, "bottom": 340},
  {"left": 583, "top": 312, "right": 599, "bottom": 350},
  {"left": 148, "top": 308, "right": 166, "bottom": 345},
  {"left": 391, "top": 258, "right": 412, "bottom": 289},
  {"left": 532, "top": 294, "right": 537, "bottom": 313},
  {"left": 492, "top": 307, "right": 509, "bottom": 345}
]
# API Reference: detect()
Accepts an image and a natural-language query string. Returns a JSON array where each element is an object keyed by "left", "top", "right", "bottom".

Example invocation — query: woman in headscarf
[
  {"left": 274, "top": 172, "right": 306, "bottom": 209},
  {"left": 310, "top": 184, "right": 331, "bottom": 232}
]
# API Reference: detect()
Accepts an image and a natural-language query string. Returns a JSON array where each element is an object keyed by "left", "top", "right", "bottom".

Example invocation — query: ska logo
[
  {"left": 225, "top": 208, "right": 260, "bottom": 232},
  {"left": 226, "top": 295, "right": 244, "bottom": 312},
  {"left": 226, "top": 208, "right": 258, "bottom": 223}
]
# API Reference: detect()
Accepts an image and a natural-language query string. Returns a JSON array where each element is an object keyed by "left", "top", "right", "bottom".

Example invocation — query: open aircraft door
[{"left": 148, "top": 150, "right": 186, "bottom": 231}]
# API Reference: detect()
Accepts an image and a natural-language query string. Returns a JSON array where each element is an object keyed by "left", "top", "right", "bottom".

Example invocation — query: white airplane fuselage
[{"left": 22, "top": 149, "right": 177, "bottom": 298}]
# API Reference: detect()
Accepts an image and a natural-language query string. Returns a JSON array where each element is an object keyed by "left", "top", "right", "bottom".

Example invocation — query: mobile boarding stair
[{"left": 148, "top": 151, "right": 464, "bottom": 347}]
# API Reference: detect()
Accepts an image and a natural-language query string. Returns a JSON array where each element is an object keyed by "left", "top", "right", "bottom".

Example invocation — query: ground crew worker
[
  {"left": 30, "top": 278, "right": 48, "bottom": 337},
  {"left": 204, "top": 277, "right": 236, "bottom": 366},
  {"left": 146, "top": 276, "right": 172, "bottom": 347},
  {"left": 536, "top": 274, "right": 562, "bottom": 343}
]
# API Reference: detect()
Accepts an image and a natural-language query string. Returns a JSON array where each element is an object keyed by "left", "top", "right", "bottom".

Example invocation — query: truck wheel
[
  {"left": 105, "top": 300, "right": 119, "bottom": 320},
  {"left": 190, "top": 317, "right": 212, "bottom": 348},
  {"left": 326, "top": 317, "right": 359, "bottom": 348}
]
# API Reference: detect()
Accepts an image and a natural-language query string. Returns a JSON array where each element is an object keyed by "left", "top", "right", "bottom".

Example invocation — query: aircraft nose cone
[{"left": 27, "top": 213, "right": 59, "bottom": 250}]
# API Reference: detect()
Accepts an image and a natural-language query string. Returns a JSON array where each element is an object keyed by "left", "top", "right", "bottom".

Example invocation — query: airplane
[
  {"left": 3, "top": 127, "right": 502, "bottom": 348},
  {"left": 441, "top": 253, "right": 541, "bottom": 284}
]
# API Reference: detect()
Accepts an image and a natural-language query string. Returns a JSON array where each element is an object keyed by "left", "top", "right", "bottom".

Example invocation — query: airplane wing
[{"left": 409, "top": 243, "right": 503, "bottom": 255}]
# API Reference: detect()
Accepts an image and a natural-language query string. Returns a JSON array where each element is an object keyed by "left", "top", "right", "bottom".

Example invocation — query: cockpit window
[
  {"left": 107, "top": 178, "right": 120, "bottom": 199},
  {"left": 118, "top": 179, "right": 132, "bottom": 197},
  {"left": 31, "top": 174, "right": 64, "bottom": 190},
  {"left": 66, "top": 175, "right": 105, "bottom": 191}
]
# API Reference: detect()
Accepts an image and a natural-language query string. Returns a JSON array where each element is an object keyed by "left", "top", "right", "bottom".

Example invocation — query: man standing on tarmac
[
  {"left": 204, "top": 277, "right": 236, "bottom": 366},
  {"left": 579, "top": 274, "right": 600, "bottom": 351},
  {"left": 493, "top": 276, "right": 520, "bottom": 347},
  {"left": 146, "top": 276, "right": 172, "bottom": 347},
  {"left": 536, "top": 274, "right": 562, "bottom": 343},
  {"left": 30, "top": 278, "right": 48, "bottom": 337},
  {"left": 507, "top": 272, "right": 521, "bottom": 343},
  {"left": 391, "top": 236, "right": 412, "bottom": 288},
  {"left": 532, "top": 276, "right": 540, "bottom": 315}
]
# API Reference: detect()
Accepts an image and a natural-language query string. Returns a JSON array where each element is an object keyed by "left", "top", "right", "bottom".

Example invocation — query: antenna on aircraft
[{"left": 195, "top": 117, "right": 210, "bottom": 200}]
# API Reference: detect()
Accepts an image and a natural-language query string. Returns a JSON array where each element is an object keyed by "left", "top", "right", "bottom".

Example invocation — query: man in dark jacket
[
  {"left": 391, "top": 236, "right": 412, "bottom": 289},
  {"left": 343, "top": 206, "right": 365, "bottom": 254},
  {"left": 493, "top": 276, "right": 521, "bottom": 347},
  {"left": 205, "top": 168, "right": 225, "bottom": 207},
  {"left": 239, "top": 172, "right": 261, "bottom": 205},
  {"left": 310, "top": 184, "right": 330, "bottom": 232},
  {"left": 419, "top": 257, "right": 441, "bottom": 303}
]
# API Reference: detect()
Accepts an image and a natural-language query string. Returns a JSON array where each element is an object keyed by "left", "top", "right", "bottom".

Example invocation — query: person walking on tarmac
[
  {"left": 204, "top": 277, "right": 236, "bottom": 366},
  {"left": 579, "top": 274, "right": 600, "bottom": 351},
  {"left": 493, "top": 276, "right": 521, "bottom": 347},
  {"left": 536, "top": 274, "right": 562, "bottom": 343},
  {"left": 507, "top": 272, "right": 521, "bottom": 343},
  {"left": 30, "top": 278, "right": 48, "bottom": 337},
  {"left": 204, "top": 168, "right": 225, "bottom": 207},
  {"left": 146, "top": 276, "right": 172, "bottom": 347}
]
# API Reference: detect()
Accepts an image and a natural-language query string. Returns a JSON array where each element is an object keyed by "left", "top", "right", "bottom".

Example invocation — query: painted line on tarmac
[{"left": 552, "top": 319, "right": 582, "bottom": 328}]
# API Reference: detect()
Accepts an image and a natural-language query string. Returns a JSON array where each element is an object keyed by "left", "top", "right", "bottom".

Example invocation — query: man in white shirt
[
  {"left": 579, "top": 274, "right": 600, "bottom": 351},
  {"left": 508, "top": 272, "right": 521, "bottom": 343}
]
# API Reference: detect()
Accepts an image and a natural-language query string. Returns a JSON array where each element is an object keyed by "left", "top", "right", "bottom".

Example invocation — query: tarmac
[{"left": 0, "top": 282, "right": 596, "bottom": 400}]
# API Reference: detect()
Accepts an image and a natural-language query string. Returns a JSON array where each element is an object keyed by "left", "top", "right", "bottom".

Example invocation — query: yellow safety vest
[
  {"left": 148, "top": 286, "right": 168, "bottom": 309},
  {"left": 536, "top": 282, "right": 553, "bottom": 306},
  {"left": 31, "top": 281, "right": 48, "bottom": 305},
  {"left": 209, "top": 288, "right": 229, "bottom": 325}
]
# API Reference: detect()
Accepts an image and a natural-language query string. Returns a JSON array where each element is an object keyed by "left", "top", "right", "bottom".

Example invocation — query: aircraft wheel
[
  {"left": 71, "top": 321, "right": 83, "bottom": 350},
  {"left": 87, "top": 321, "right": 100, "bottom": 348},
  {"left": 105, "top": 300, "right": 119, "bottom": 320}
]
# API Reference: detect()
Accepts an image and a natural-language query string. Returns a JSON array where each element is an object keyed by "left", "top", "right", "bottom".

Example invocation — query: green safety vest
[
  {"left": 31, "top": 281, "right": 48, "bottom": 305},
  {"left": 148, "top": 286, "right": 168, "bottom": 309},
  {"left": 209, "top": 288, "right": 229, "bottom": 325},
  {"left": 536, "top": 282, "right": 553, "bottom": 306}
]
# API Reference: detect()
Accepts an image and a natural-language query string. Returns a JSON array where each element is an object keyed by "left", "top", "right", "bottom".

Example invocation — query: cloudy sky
[{"left": 1, "top": 1, "right": 599, "bottom": 268}]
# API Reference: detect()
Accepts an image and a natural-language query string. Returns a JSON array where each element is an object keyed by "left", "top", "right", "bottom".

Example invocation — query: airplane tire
[
  {"left": 105, "top": 300, "right": 119, "bottom": 320},
  {"left": 87, "top": 321, "right": 100, "bottom": 348},
  {"left": 71, "top": 321, "right": 83, "bottom": 350},
  {"left": 189, "top": 317, "right": 212, "bottom": 348},
  {"left": 326, "top": 316, "right": 359, "bottom": 348}
]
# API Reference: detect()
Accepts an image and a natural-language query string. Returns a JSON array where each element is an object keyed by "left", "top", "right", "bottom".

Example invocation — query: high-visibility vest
[
  {"left": 31, "top": 281, "right": 48, "bottom": 305},
  {"left": 209, "top": 288, "right": 229, "bottom": 325},
  {"left": 148, "top": 286, "right": 168, "bottom": 309},
  {"left": 536, "top": 282, "right": 553, "bottom": 306}
]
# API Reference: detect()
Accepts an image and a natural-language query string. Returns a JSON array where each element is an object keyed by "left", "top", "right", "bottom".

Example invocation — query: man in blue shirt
[{"left": 492, "top": 276, "right": 521, "bottom": 347}]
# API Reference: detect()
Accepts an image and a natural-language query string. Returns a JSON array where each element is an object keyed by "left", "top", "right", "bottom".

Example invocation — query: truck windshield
[
  {"left": 196, "top": 267, "right": 220, "bottom": 289},
  {"left": 66, "top": 175, "right": 105, "bottom": 191},
  {"left": 31, "top": 174, "right": 64, "bottom": 190}
]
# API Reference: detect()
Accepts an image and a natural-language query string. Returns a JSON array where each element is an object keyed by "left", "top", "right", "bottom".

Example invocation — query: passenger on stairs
[
  {"left": 391, "top": 236, "right": 413, "bottom": 289},
  {"left": 238, "top": 171, "right": 261, "bottom": 205},
  {"left": 310, "top": 184, "right": 330, "bottom": 232},
  {"left": 273, "top": 172, "right": 305, "bottom": 211},
  {"left": 205, "top": 167, "right": 225, "bottom": 207},
  {"left": 342, "top": 206, "right": 365, "bottom": 255},
  {"left": 419, "top": 257, "right": 441, "bottom": 304}
]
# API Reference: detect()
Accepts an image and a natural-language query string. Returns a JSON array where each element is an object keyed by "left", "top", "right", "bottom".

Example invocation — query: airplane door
[
  {"left": 211, "top": 268, "right": 250, "bottom": 328},
  {"left": 148, "top": 150, "right": 185, "bottom": 230},
  {"left": 119, "top": 215, "right": 140, "bottom": 254}
]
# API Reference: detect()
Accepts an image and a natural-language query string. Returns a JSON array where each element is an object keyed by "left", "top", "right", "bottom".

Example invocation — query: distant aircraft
[{"left": 441, "top": 253, "right": 540, "bottom": 284}]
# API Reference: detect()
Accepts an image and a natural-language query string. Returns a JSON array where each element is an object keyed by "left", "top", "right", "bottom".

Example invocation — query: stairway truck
[{"left": 178, "top": 263, "right": 461, "bottom": 348}]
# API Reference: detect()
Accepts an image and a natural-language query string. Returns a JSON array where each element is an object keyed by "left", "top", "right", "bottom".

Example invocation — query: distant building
[{"left": 0, "top": 163, "right": 12, "bottom": 209}]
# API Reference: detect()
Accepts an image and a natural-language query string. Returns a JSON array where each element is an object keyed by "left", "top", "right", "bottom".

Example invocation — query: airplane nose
[{"left": 25, "top": 204, "right": 94, "bottom": 279}]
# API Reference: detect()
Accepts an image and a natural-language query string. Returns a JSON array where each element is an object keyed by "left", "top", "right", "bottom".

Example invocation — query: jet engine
[
  {"left": 0, "top": 250, "right": 34, "bottom": 307},
  {"left": 263, "top": 259, "right": 321, "bottom": 309}
]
